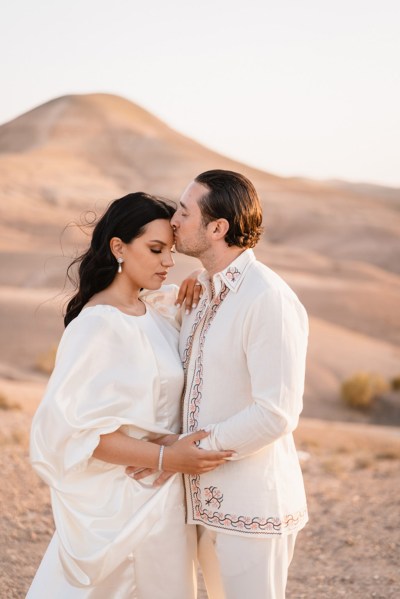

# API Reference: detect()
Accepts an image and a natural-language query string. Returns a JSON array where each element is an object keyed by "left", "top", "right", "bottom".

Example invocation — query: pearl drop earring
[{"left": 117, "top": 257, "right": 124, "bottom": 273}]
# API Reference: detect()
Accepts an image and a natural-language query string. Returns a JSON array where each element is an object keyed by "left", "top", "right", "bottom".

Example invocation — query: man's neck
[{"left": 200, "top": 245, "right": 246, "bottom": 278}]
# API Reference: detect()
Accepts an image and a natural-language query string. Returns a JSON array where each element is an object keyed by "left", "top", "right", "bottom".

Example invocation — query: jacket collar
[{"left": 199, "top": 249, "right": 256, "bottom": 296}]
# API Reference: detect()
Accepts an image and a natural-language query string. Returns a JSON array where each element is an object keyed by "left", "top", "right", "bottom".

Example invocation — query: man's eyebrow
[{"left": 179, "top": 201, "right": 188, "bottom": 210}]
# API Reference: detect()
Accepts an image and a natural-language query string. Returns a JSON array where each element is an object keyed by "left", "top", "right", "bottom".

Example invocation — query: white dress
[{"left": 27, "top": 287, "right": 196, "bottom": 599}]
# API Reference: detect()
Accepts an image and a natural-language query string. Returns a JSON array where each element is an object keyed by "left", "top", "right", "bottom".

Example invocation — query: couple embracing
[{"left": 28, "top": 170, "right": 308, "bottom": 599}]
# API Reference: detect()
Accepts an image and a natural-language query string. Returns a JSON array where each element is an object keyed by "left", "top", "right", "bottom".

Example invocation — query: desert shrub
[
  {"left": 341, "top": 372, "right": 389, "bottom": 410},
  {"left": 391, "top": 375, "right": 400, "bottom": 391},
  {"left": 0, "top": 392, "right": 21, "bottom": 411},
  {"left": 36, "top": 346, "right": 57, "bottom": 374}
]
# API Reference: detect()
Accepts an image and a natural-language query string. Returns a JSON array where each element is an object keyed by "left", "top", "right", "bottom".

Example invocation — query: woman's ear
[{"left": 110, "top": 237, "right": 124, "bottom": 259}]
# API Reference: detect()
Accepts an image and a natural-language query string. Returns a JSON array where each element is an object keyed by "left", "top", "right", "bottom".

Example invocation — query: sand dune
[
  {"left": 0, "top": 92, "right": 399, "bottom": 426},
  {"left": 1, "top": 92, "right": 400, "bottom": 599}
]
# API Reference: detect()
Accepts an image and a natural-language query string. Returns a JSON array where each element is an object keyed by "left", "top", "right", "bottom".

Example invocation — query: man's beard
[{"left": 174, "top": 232, "right": 209, "bottom": 258}]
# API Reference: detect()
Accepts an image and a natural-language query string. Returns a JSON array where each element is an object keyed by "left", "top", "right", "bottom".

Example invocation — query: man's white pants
[{"left": 197, "top": 524, "right": 298, "bottom": 599}]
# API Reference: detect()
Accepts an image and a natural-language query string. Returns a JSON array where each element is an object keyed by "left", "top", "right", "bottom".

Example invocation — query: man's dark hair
[{"left": 195, "top": 169, "right": 263, "bottom": 248}]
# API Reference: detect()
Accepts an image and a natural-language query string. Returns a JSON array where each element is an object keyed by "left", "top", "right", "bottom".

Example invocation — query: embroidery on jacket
[
  {"left": 191, "top": 474, "right": 307, "bottom": 534},
  {"left": 182, "top": 283, "right": 230, "bottom": 433},
  {"left": 204, "top": 486, "right": 224, "bottom": 508},
  {"left": 182, "top": 295, "right": 208, "bottom": 373},
  {"left": 225, "top": 266, "right": 241, "bottom": 283}
]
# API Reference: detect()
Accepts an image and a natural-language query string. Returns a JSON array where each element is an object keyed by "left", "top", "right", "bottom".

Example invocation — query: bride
[{"left": 27, "top": 192, "right": 232, "bottom": 598}]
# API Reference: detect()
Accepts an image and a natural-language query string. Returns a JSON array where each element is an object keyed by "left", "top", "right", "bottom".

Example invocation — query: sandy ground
[{"left": 1, "top": 383, "right": 399, "bottom": 599}]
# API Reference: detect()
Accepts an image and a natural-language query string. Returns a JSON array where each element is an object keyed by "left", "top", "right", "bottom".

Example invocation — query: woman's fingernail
[
  {"left": 192, "top": 303, "right": 197, "bottom": 308},
  {"left": 185, "top": 309, "right": 190, "bottom": 315},
  {"left": 176, "top": 303, "right": 181, "bottom": 307}
]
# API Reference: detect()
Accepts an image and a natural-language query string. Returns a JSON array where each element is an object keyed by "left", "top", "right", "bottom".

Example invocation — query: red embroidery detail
[
  {"left": 225, "top": 266, "right": 241, "bottom": 282},
  {"left": 204, "top": 486, "right": 224, "bottom": 509},
  {"left": 182, "top": 284, "right": 230, "bottom": 434}
]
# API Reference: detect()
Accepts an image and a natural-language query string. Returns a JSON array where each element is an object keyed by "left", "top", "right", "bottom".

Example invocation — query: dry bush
[
  {"left": 35, "top": 346, "right": 57, "bottom": 375},
  {"left": 0, "top": 392, "right": 21, "bottom": 411},
  {"left": 341, "top": 372, "right": 389, "bottom": 410},
  {"left": 391, "top": 375, "right": 400, "bottom": 391}
]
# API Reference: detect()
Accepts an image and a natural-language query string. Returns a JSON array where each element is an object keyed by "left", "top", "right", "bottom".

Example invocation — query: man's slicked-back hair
[{"left": 195, "top": 170, "right": 263, "bottom": 248}]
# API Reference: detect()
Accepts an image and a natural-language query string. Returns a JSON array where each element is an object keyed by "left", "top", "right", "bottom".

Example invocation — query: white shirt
[{"left": 180, "top": 249, "right": 309, "bottom": 537}]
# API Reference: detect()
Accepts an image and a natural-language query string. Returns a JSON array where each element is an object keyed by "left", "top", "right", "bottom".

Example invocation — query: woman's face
[{"left": 119, "top": 219, "right": 175, "bottom": 290}]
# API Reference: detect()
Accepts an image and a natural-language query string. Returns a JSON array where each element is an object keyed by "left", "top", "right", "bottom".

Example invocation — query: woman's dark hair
[
  {"left": 64, "top": 192, "right": 175, "bottom": 327},
  {"left": 195, "top": 170, "right": 263, "bottom": 248}
]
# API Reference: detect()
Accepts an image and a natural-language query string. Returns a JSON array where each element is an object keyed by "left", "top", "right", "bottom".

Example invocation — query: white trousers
[{"left": 197, "top": 525, "right": 298, "bottom": 599}]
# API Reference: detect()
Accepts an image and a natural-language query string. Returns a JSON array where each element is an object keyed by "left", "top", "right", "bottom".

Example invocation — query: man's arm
[{"left": 199, "top": 287, "right": 309, "bottom": 458}]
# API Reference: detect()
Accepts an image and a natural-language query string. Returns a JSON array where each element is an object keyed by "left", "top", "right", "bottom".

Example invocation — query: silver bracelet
[{"left": 158, "top": 445, "right": 165, "bottom": 471}]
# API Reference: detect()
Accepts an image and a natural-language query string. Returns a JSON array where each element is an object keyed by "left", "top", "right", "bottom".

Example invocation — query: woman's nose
[{"left": 162, "top": 252, "right": 175, "bottom": 267}]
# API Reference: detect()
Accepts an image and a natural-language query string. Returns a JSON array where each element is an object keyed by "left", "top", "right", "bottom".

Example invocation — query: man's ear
[
  {"left": 210, "top": 218, "right": 229, "bottom": 240},
  {"left": 110, "top": 237, "right": 124, "bottom": 259}
]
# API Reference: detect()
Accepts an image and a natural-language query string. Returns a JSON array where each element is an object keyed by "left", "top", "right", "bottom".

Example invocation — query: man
[{"left": 171, "top": 170, "right": 308, "bottom": 599}]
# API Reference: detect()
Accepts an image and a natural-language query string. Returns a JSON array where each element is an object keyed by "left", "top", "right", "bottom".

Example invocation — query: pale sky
[{"left": 1, "top": 0, "right": 399, "bottom": 187}]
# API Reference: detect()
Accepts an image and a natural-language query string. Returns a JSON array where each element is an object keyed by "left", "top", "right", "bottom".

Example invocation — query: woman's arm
[{"left": 93, "top": 429, "right": 234, "bottom": 474}]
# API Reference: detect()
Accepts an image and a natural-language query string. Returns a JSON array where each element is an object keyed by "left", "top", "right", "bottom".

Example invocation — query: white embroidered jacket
[{"left": 180, "top": 250, "right": 309, "bottom": 537}]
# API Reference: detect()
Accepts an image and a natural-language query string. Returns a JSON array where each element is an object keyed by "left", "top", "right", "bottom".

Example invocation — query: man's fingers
[
  {"left": 133, "top": 468, "right": 157, "bottom": 480},
  {"left": 153, "top": 471, "right": 175, "bottom": 486},
  {"left": 125, "top": 466, "right": 142, "bottom": 476},
  {"left": 126, "top": 467, "right": 157, "bottom": 480}
]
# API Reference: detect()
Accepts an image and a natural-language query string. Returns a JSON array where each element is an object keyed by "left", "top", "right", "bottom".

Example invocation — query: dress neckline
[{"left": 81, "top": 304, "right": 148, "bottom": 319}]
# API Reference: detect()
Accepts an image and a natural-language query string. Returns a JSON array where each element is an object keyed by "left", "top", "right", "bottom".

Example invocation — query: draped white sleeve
[{"left": 30, "top": 291, "right": 181, "bottom": 588}]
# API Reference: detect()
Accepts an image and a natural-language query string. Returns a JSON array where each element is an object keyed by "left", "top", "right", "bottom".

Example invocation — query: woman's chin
[{"left": 145, "top": 280, "right": 165, "bottom": 290}]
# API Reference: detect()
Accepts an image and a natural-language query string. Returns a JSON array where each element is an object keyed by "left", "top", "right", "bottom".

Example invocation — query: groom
[{"left": 171, "top": 170, "right": 309, "bottom": 599}]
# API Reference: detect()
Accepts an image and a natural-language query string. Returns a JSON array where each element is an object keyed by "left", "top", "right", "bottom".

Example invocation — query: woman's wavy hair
[
  {"left": 64, "top": 192, "right": 175, "bottom": 327},
  {"left": 195, "top": 170, "right": 263, "bottom": 248}
]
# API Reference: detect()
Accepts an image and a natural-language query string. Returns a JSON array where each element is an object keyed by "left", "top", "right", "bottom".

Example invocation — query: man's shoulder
[{"left": 244, "top": 259, "right": 295, "bottom": 296}]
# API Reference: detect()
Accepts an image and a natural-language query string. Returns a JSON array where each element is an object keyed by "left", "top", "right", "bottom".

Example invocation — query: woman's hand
[
  {"left": 163, "top": 430, "right": 234, "bottom": 474},
  {"left": 126, "top": 430, "right": 235, "bottom": 484},
  {"left": 176, "top": 269, "right": 204, "bottom": 313}
]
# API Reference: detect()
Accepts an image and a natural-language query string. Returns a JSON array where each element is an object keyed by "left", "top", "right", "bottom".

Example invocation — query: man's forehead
[{"left": 180, "top": 181, "right": 208, "bottom": 208}]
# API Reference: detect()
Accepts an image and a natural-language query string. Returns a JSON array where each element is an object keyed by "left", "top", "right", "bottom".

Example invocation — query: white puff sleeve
[{"left": 30, "top": 307, "right": 178, "bottom": 587}]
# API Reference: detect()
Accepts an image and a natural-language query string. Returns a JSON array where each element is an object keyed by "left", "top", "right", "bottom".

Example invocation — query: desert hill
[
  {"left": 0, "top": 92, "right": 399, "bottom": 423},
  {"left": 1, "top": 93, "right": 400, "bottom": 598}
]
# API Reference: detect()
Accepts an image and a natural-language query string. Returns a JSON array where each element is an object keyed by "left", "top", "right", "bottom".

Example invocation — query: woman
[{"left": 27, "top": 192, "right": 232, "bottom": 598}]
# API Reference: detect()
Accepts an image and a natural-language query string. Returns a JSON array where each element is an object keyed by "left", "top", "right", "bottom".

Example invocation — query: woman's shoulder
[
  {"left": 140, "top": 285, "right": 180, "bottom": 328},
  {"left": 62, "top": 305, "right": 132, "bottom": 344},
  {"left": 68, "top": 304, "right": 122, "bottom": 327},
  {"left": 140, "top": 284, "right": 179, "bottom": 311}
]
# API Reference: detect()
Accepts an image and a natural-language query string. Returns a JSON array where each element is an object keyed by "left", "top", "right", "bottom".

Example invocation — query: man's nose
[{"left": 170, "top": 214, "right": 179, "bottom": 229}]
